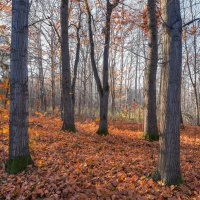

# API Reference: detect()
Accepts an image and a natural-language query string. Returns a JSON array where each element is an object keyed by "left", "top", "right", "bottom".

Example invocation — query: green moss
[
  {"left": 6, "top": 155, "right": 33, "bottom": 174},
  {"left": 164, "top": 176, "right": 184, "bottom": 186},
  {"left": 151, "top": 169, "right": 161, "bottom": 182},
  {"left": 151, "top": 169, "right": 184, "bottom": 186},
  {"left": 67, "top": 126, "right": 76, "bottom": 133},
  {"left": 143, "top": 133, "right": 159, "bottom": 141},
  {"left": 96, "top": 128, "right": 109, "bottom": 136},
  {"left": 62, "top": 125, "right": 76, "bottom": 133}
]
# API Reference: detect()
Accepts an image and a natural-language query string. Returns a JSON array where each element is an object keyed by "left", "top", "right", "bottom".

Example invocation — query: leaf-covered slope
[{"left": 0, "top": 115, "right": 199, "bottom": 199}]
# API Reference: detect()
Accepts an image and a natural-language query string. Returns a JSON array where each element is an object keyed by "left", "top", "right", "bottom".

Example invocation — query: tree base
[
  {"left": 151, "top": 169, "right": 161, "bottom": 182},
  {"left": 143, "top": 133, "right": 159, "bottom": 141},
  {"left": 96, "top": 128, "right": 108, "bottom": 136},
  {"left": 151, "top": 169, "right": 183, "bottom": 186},
  {"left": 62, "top": 124, "right": 76, "bottom": 133},
  {"left": 6, "top": 155, "right": 34, "bottom": 174}
]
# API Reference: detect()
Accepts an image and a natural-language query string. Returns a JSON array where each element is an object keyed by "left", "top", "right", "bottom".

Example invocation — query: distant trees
[
  {"left": 155, "top": 0, "right": 183, "bottom": 185},
  {"left": 183, "top": 0, "right": 200, "bottom": 126},
  {"left": 143, "top": 0, "right": 159, "bottom": 141},
  {"left": 6, "top": 0, "right": 33, "bottom": 174},
  {"left": 50, "top": 26, "right": 56, "bottom": 113},
  {"left": 60, "top": 0, "right": 75, "bottom": 131},
  {"left": 4, "top": 0, "right": 196, "bottom": 126},
  {"left": 36, "top": 25, "right": 47, "bottom": 112}
]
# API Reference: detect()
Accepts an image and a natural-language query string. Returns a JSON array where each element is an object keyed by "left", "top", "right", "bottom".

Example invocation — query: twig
[
  {"left": 183, "top": 18, "right": 200, "bottom": 28},
  {"left": 28, "top": 15, "right": 52, "bottom": 27}
]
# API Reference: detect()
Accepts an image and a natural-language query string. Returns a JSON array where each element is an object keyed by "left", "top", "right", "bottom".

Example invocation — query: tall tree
[
  {"left": 36, "top": 25, "right": 47, "bottom": 112},
  {"left": 60, "top": 0, "right": 75, "bottom": 131},
  {"left": 6, "top": 0, "right": 33, "bottom": 174},
  {"left": 143, "top": 0, "right": 159, "bottom": 140},
  {"left": 85, "top": 0, "right": 119, "bottom": 135},
  {"left": 71, "top": 10, "right": 82, "bottom": 121},
  {"left": 50, "top": 26, "right": 56, "bottom": 112},
  {"left": 155, "top": 0, "right": 183, "bottom": 185},
  {"left": 60, "top": 0, "right": 81, "bottom": 131}
]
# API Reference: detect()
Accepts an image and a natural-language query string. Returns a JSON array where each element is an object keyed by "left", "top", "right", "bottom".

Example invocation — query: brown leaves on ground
[{"left": 0, "top": 114, "right": 200, "bottom": 200}]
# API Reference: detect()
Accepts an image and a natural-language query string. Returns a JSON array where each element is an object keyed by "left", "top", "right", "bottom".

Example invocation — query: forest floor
[{"left": 0, "top": 112, "right": 200, "bottom": 200}]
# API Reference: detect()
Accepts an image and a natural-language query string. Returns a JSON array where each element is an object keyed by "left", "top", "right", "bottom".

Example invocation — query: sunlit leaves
[{"left": 0, "top": 113, "right": 199, "bottom": 199}]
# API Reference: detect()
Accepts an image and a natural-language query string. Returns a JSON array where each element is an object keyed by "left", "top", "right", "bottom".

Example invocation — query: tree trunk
[
  {"left": 7, "top": 0, "right": 33, "bottom": 174},
  {"left": 85, "top": 0, "right": 119, "bottom": 135},
  {"left": 71, "top": 13, "right": 81, "bottom": 123},
  {"left": 60, "top": 0, "right": 75, "bottom": 132},
  {"left": 119, "top": 38, "right": 124, "bottom": 110},
  {"left": 97, "top": 2, "right": 112, "bottom": 135},
  {"left": 110, "top": 46, "right": 117, "bottom": 116},
  {"left": 143, "top": 0, "right": 159, "bottom": 141},
  {"left": 50, "top": 27, "right": 56, "bottom": 113},
  {"left": 98, "top": 93, "right": 109, "bottom": 134},
  {"left": 157, "top": 0, "right": 182, "bottom": 185},
  {"left": 37, "top": 26, "right": 47, "bottom": 112}
]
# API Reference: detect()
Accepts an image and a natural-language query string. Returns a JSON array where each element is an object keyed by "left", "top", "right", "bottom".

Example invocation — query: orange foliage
[
  {"left": 0, "top": 113, "right": 200, "bottom": 199},
  {"left": 0, "top": 3, "right": 11, "bottom": 12}
]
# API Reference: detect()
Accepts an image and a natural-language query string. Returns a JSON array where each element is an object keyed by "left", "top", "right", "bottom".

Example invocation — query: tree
[
  {"left": 60, "top": 0, "right": 75, "bottom": 132},
  {"left": 60, "top": 0, "right": 81, "bottom": 132},
  {"left": 50, "top": 26, "right": 56, "bottom": 112},
  {"left": 36, "top": 24, "right": 47, "bottom": 112},
  {"left": 6, "top": 0, "right": 33, "bottom": 174},
  {"left": 155, "top": 0, "right": 183, "bottom": 185},
  {"left": 143, "top": 0, "right": 159, "bottom": 141},
  {"left": 85, "top": 0, "right": 119, "bottom": 135},
  {"left": 71, "top": 10, "right": 82, "bottom": 122}
]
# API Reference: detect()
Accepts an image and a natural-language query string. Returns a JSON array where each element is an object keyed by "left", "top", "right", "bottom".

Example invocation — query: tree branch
[{"left": 183, "top": 18, "right": 200, "bottom": 28}]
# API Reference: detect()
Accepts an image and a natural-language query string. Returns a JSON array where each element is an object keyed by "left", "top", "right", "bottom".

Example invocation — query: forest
[{"left": 0, "top": 0, "right": 200, "bottom": 199}]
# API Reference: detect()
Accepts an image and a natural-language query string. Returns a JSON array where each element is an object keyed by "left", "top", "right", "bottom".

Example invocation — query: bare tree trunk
[
  {"left": 50, "top": 27, "right": 56, "bottom": 113},
  {"left": 7, "top": 0, "right": 33, "bottom": 174},
  {"left": 60, "top": 0, "right": 75, "bottom": 132},
  {"left": 59, "top": 56, "right": 63, "bottom": 118},
  {"left": 37, "top": 26, "right": 47, "bottom": 112},
  {"left": 119, "top": 39, "right": 124, "bottom": 110},
  {"left": 156, "top": 0, "right": 182, "bottom": 185},
  {"left": 143, "top": 0, "right": 159, "bottom": 141},
  {"left": 134, "top": 28, "right": 140, "bottom": 102},
  {"left": 71, "top": 12, "right": 81, "bottom": 123},
  {"left": 110, "top": 46, "right": 117, "bottom": 115},
  {"left": 85, "top": 0, "right": 119, "bottom": 135},
  {"left": 97, "top": 1, "right": 113, "bottom": 135},
  {"left": 29, "top": 61, "right": 34, "bottom": 112}
]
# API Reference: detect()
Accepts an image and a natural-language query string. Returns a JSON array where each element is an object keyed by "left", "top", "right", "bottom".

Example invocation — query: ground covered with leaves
[{"left": 0, "top": 113, "right": 200, "bottom": 199}]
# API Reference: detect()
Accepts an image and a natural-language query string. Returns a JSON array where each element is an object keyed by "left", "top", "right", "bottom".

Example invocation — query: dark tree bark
[
  {"left": 143, "top": 0, "right": 159, "bottom": 141},
  {"left": 98, "top": 1, "right": 113, "bottom": 135},
  {"left": 71, "top": 11, "right": 81, "bottom": 121},
  {"left": 36, "top": 26, "right": 47, "bottom": 112},
  {"left": 156, "top": 0, "right": 183, "bottom": 185},
  {"left": 60, "top": 0, "right": 81, "bottom": 132},
  {"left": 85, "top": 0, "right": 119, "bottom": 135},
  {"left": 6, "top": 0, "right": 33, "bottom": 174},
  {"left": 110, "top": 45, "right": 117, "bottom": 115},
  {"left": 60, "top": 0, "right": 75, "bottom": 132},
  {"left": 50, "top": 27, "right": 56, "bottom": 113}
]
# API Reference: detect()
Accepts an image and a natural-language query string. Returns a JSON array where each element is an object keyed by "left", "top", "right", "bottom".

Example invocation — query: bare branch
[{"left": 183, "top": 18, "right": 200, "bottom": 28}]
